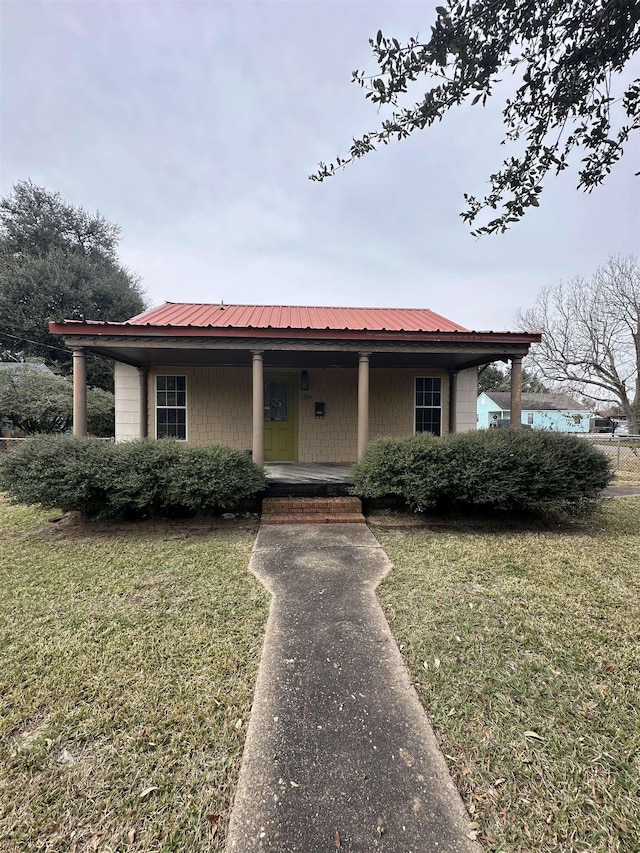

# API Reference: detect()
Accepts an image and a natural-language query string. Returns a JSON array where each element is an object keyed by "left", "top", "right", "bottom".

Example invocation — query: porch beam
[
  {"left": 448, "top": 369, "right": 458, "bottom": 434},
  {"left": 510, "top": 356, "right": 523, "bottom": 429},
  {"left": 62, "top": 336, "right": 535, "bottom": 359},
  {"left": 252, "top": 351, "right": 264, "bottom": 467},
  {"left": 72, "top": 348, "right": 87, "bottom": 436},
  {"left": 357, "top": 352, "right": 371, "bottom": 460}
]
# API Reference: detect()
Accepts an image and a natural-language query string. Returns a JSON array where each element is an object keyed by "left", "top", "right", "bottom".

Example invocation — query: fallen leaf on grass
[
  {"left": 206, "top": 814, "right": 220, "bottom": 836},
  {"left": 126, "top": 828, "right": 136, "bottom": 844},
  {"left": 58, "top": 748, "right": 77, "bottom": 766},
  {"left": 524, "top": 730, "right": 544, "bottom": 742},
  {"left": 578, "top": 700, "right": 599, "bottom": 717},
  {"left": 139, "top": 786, "right": 159, "bottom": 799}
]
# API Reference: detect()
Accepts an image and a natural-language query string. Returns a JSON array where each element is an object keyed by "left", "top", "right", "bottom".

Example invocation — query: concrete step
[{"left": 261, "top": 497, "right": 365, "bottom": 524}]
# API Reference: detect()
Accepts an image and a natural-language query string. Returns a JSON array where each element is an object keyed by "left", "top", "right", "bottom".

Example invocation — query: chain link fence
[{"left": 580, "top": 434, "right": 640, "bottom": 481}]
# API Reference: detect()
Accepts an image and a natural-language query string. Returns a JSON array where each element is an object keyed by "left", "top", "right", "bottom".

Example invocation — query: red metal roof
[{"left": 126, "top": 303, "right": 469, "bottom": 333}]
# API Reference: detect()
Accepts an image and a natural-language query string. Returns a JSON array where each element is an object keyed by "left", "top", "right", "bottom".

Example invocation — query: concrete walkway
[{"left": 226, "top": 525, "right": 480, "bottom": 852}]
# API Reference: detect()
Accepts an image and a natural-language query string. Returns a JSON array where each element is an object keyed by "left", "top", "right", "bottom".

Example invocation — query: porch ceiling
[{"left": 65, "top": 337, "right": 529, "bottom": 371}]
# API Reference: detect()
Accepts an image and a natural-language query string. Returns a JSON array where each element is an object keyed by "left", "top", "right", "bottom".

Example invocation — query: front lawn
[
  {"left": 375, "top": 499, "right": 640, "bottom": 852},
  {"left": 3, "top": 495, "right": 638, "bottom": 852},
  {"left": 0, "top": 500, "right": 269, "bottom": 851}
]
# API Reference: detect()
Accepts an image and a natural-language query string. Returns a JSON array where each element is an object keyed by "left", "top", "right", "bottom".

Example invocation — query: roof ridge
[{"left": 140, "top": 302, "right": 448, "bottom": 312}]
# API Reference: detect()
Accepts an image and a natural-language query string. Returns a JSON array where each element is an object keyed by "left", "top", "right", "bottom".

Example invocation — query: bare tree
[{"left": 517, "top": 256, "right": 640, "bottom": 433}]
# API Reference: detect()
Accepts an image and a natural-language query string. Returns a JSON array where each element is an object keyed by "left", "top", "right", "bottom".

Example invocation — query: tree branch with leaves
[{"left": 311, "top": 0, "right": 640, "bottom": 235}]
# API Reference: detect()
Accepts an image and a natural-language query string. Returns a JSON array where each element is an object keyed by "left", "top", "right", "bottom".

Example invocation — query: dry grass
[
  {"left": 614, "top": 469, "right": 640, "bottom": 487},
  {"left": 375, "top": 499, "right": 640, "bottom": 852},
  {"left": 591, "top": 440, "right": 640, "bottom": 486},
  {"left": 0, "top": 499, "right": 269, "bottom": 852}
]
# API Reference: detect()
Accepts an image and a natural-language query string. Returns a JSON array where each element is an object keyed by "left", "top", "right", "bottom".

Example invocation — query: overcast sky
[{"left": 2, "top": 0, "right": 638, "bottom": 331}]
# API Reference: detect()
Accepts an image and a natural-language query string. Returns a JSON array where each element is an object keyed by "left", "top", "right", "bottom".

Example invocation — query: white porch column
[
  {"left": 448, "top": 369, "right": 458, "bottom": 434},
  {"left": 510, "top": 356, "right": 523, "bottom": 429},
  {"left": 72, "top": 348, "right": 87, "bottom": 436},
  {"left": 252, "top": 351, "right": 264, "bottom": 466},
  {"left": 357, "top": 352, "right": 371, "bottom": 461}
]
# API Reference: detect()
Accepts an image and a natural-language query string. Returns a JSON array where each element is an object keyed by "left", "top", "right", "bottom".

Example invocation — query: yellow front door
[{"left": 264, "top": 375, "right": 298, "bottom": 461}]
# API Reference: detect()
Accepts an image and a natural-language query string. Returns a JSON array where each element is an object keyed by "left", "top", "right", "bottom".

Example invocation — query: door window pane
[{"left": 264, "top": 382, "right": 288, "bottom": 422}]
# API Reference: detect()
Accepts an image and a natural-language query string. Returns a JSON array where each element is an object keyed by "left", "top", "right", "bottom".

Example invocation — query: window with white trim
[
  {"left": 156, "top": 375, "right": 187, "bottom": 439},
  {"left": 527, "top": 412, "right": 534, "bottom": 425},
  {"left": 415, "top": 377, "right": 442, "bottom": 436}
]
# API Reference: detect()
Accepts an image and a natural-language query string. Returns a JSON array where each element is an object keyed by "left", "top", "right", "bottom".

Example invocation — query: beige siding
[
  {"left": 148, "top": 366, "right": 253, "bottom": 449},
  {"left": 298, "top": 368, "right": 358, "bottom": 462},
  {"left": 370, "top": 369, "right": 450, "bottom": 437},
  {"left": 370, "top": 369, "right": 413, "bottom": 438},
  {"left": 141, "top": 365, "right": 463, "bottom": 461},
  {"left": 297, "top": 368, "right": 452, "bottom": 461},
  {"left": 114, "top": 362, "right": 141, "bottom": 441},
  {"left": 455, "top": 367, "right": 478, "bottom": 433}
]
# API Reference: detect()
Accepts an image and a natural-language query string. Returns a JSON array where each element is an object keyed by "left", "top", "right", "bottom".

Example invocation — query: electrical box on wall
[{"left": 315, "top": 402, "right": 325, "bottom": 418}]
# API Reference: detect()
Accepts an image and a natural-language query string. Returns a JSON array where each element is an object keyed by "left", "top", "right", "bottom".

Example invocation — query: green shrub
[
  {"left": 0, "top": 434, "right": 110, "bottom": 516},
  {"left": 0, "top": 367, "right": 114, "bottom": 436},
  {"left": 86, "top": 388, "right": 115, "bottom": 437},
  {"left": 353, "top": 430, "right": 613, "bottom": 516},
  {"left": 354, "top": 433, "right": 454, "bottom": 508},
  {"left": 443, "top": 429, "right": 613, "bottom": 514},
  {"left": 0, "top": 436, "right": 265, "bottom": 519}
]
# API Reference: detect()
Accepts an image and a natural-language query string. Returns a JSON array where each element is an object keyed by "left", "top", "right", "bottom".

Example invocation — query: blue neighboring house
[{"left": 477, "top": 391, "right": 590, "bottom": 432}]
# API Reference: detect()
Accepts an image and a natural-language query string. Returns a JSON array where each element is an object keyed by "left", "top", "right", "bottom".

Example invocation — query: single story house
[
  {"left": 51, "top": 303, "right": 541, "bottom": 465},
  {"left": 477, "top": 391, "right": 590, "bottom": 432}
]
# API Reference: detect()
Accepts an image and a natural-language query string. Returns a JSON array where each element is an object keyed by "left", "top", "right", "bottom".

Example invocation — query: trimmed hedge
[
  {"left": 353, "top": 430, "right": 613, "bottom": 516},
  {"left": 0, "top": 435, "right": 266, "bottom": 519}
]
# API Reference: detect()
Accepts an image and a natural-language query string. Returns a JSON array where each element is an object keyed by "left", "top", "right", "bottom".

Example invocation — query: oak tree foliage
[
  {"left": 311, "top": 0, "right": 640, "bottom": 235},
  {"left": 478, "top": 363, "right": 549, "bottom": 394},
  {"left": 0, "top": 364, "right": 114, "bottom": 436},
  {"left": 0, "top": 181, "right": 146, "bottom": 389}
]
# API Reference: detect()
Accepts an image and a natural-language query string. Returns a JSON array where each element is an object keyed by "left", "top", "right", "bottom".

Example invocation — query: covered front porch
[{"left": 51, "top": 303, "right": 542, "bottom": 465}]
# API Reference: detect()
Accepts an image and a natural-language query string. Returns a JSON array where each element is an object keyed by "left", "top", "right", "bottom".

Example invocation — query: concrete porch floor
[
  {"left": 262, "top": 463, "right": 354, "bottom": 497},
  {"left": 263, "top": 462, "right": 354, "bottom": 484}
]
